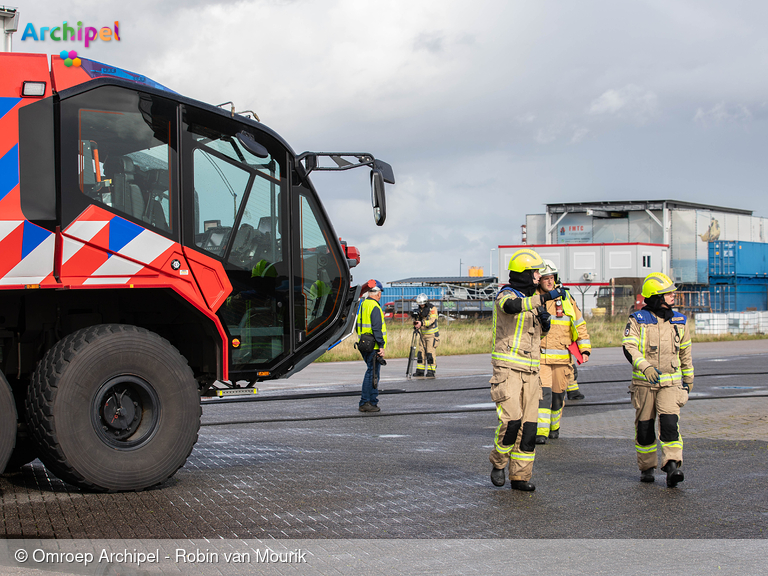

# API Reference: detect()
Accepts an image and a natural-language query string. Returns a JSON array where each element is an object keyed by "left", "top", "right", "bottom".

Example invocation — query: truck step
[{"left": 215, "top": 388, "right": 259, "bottom": 397}]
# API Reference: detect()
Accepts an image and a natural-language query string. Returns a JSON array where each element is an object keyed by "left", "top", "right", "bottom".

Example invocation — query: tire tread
[{"left": 25, "top": 324, "right": 200, "bottom": 491}]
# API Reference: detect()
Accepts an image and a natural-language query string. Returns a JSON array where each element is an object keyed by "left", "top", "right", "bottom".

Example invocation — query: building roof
[
  {"left": 389, "top": 276, "right": 497, "bottom": 286},
  {"left": 545, "top": 199, "right": 752, "bottom": 216}
]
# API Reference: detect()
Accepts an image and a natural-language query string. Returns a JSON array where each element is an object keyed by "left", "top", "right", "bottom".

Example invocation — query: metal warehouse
[{"left": 499, "top": 200, "right": 768, "bottom": 312}]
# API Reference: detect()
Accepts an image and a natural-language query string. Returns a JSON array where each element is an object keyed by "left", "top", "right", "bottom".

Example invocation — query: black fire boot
[
  {"left": 535, "top": 435, "right": 547, "bottom": 445},
  {"left": 491, "top": 467, "right": 505, "bottom": 487},
  {"left": 640, "top": 468, "right": 655, "bottom": 483},
  {"left": 548, "top": 429, "right": 559, "bottom": 439},
  {"left": 663, "top": 461, "right": 684, "bottom": 487},
  {"left": 413, "top": 370, "right": 424, "bottom": 377},
  {"left": 510, "top": 480, "right": 536, "bottom": 492},
  {"left": 567, "top": 391, "right": 585, "bottom": 400},
  {"left": 426, "top": 370, "right": 435, "bottom": 378}
]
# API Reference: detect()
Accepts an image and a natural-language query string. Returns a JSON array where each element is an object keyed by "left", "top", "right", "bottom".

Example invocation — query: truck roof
[{"left": 1, "top": 52, "right": 297, "bottom": 157}]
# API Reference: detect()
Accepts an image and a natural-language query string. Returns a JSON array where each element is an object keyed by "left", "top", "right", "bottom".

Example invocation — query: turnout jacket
[
  {"left": 418, "top": 304, "right": 439, "bottom": 335},
  {"left": 539, "top": 291, "right": 591, "bottom": 365},
  {"left": 622, "top": 309, "right": 693, "bottom": 387},
  {"left": 491, "top": 286, "right": 550, "bottom": 373}
]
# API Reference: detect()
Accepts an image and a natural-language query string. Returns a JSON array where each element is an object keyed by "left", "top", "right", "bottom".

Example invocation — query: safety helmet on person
[
  {"left": 416, "top": 293, "right": 428, "bottom": 305},
  {"left": 641, "top": 272, "right": 677, "bottom": 298},
  {"left": 367, "top": 279, "right": 383, "bottom": 292},
  {"left": 507, "top": 249, "right": 545, "bottom": 273},
  {"left": 540, "top": 259, "right": 558, "bottom": 278}
]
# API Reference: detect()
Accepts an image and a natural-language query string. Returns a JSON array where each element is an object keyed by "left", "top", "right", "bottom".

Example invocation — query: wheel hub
[
  {"left": 92, "top": 375, "right": 160, "bottom": 449},
  {"left": 101, "top": 389, "right": 140, "bottom": 438}
]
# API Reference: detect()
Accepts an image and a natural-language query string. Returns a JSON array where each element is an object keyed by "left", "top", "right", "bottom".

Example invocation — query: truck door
[
  {"left": 290, "top": 182, "right": 349, "bottom": 349},
  {"left": 181, "top": 105, "right": 290, "bottom": 373}
]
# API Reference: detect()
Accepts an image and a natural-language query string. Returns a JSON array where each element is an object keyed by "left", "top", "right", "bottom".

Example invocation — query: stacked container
[{"left": 708, "top": 241, "right": 768, "bottom": 312}]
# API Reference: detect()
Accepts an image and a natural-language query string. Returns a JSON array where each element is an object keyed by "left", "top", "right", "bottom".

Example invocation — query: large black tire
[
  {"left": 0, "top": 372, "right": 16, "bottom": 473},
  {"left": 26, "top": 324, "right": 201, "bottom": 491}
]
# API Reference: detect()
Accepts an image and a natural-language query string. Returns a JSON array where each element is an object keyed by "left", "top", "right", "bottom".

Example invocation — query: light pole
[
  {"left": 489, "top": 248, "right": 496, "bottom": 279},
  {"left": 1, "top": 7, "right": 19, "bottom": 53}
]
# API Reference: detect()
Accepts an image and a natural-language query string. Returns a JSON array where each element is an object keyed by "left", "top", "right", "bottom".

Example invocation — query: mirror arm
[{"left": 296, "top": 152, "right": 378, "bottom": 177}]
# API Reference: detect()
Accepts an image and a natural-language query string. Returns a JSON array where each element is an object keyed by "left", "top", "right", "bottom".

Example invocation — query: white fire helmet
[
  {"left": 416, "top": 293, "right": 428, "bottom": 305},
  {"left": 541, "top": 259, "right": 559, "bottom": 280}
]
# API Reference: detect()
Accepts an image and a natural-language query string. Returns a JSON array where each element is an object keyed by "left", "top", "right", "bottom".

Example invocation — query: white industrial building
[{"left": 498, "top": 200, "right": 768, "bottom": 312}]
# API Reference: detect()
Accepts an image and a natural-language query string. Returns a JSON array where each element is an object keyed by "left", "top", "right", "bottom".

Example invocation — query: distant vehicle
[
  {"left": 384, "top": 298, "right": 494, "bottom": 320},
  {"left": 596, "top": 278, "right": 645, "bottom": 315},
  {"left": 384, "top": 300, "right": 416, "bottom": 320}
]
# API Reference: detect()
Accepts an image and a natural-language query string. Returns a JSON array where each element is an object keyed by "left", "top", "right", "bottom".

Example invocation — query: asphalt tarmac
[{"left": 1, "top": 340, "right": 767, "bottom": 574}]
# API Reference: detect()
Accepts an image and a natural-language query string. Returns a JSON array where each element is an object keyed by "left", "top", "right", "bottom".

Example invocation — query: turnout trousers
[
  {"left": 566, "top": 362, "right": 581, "bottom": 394},
  {"left": 538, "top": 363, "right": 571, "bottom": 436},
  {"left": 416, "top": 333, "right": 438, "bottom": 374},
  {"left": 489, "top": 368, "right": 540, "bottom": 481},
  {"left": 630, "top": 383, "right": 688, "bottom": 471}
]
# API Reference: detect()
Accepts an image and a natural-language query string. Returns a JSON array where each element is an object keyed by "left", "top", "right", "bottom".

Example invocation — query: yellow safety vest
[
  {"left": 356, "top": 298, "right": 387, "bottom": 349},
  {"left": 560, "top": 293, "right": 579, "bottom": 343}
]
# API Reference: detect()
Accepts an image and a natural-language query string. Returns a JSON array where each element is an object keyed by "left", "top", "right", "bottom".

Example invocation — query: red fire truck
[{"left": 0, "top": 48, "right": 393, "bottom": 491}]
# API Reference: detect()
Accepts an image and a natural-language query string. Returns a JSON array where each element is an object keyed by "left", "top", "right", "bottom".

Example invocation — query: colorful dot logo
[{"left": 60, "top": 50, "right": 82, "bottom": 67}]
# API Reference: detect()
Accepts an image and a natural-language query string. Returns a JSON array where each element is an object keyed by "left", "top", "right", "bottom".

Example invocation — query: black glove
[
  {"left": 541, "top": 287, "right": 567, "bottom": 302},
  {"left": 537, "top": 305, "right": 551, "bottom": 331}
]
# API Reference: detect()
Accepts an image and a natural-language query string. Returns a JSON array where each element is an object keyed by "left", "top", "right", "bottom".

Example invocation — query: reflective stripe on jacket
[
  {"left": 420, "top": 305, "right": 439, "bottom": 335},
  {"left": 357, "top": 298, "right": 387, "bottom": 349},
  {"left": 539, "top": 291, "right": 591, "bottom": 364},
  {"left": 491, "top": 286, "right": 547, "bottom": 373},
  {"left": 622, "top": 309, "right": 693, "bottom": 386}
]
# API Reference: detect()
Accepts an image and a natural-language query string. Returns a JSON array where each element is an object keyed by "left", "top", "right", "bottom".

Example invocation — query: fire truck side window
[
  {"left": 191, "top": 148, "right": 250, "bottom": 256},
  {"left": 183, "top": 106, "right": 290, "bottom": 368},
  {"left": 223, "top": 170, "right": 287, "bottom": 367},
  {"left": 61, "top": 86, "right": 176, "bottom": 233},
  {"left": 295, "top": 194, "right": 344, "bottom": 337}
]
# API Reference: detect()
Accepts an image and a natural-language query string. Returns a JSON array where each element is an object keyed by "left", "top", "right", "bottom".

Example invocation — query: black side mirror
[
  {"left": 370, "top": 169, "right": 387, "bottom": 226},
  {"left": 236, "top": 131, "right": 269, "bottom": 158},
  {"left": 374, "top": 159, "right": 395, "bottom": 184}
]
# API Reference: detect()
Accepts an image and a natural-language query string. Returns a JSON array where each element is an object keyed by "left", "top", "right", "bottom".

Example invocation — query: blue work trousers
[{"left": 360, "top": 351, "right": 381, "bottom": 406}]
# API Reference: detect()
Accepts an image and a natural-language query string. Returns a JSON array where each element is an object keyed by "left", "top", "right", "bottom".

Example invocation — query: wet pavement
[{"left": 1, "top": 341, "right": 767, "bottom": 573}]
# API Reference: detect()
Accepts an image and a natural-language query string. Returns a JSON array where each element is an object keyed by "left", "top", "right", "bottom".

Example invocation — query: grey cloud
[
  {"left": 413, "top": 32, "right": 444, "bottom": 54},
  {"left": 12, "top": 0, "right": 768, "bottom": 285},
  {"left": 588, "top": 85, "right": 659, "bottom": 122},
  {"left": 694, "top": 102, "right": 753, "bottom": 125}
]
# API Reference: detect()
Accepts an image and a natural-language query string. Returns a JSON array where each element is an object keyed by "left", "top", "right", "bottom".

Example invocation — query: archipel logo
[
  {"left": 21, "top": 21, "right": 120, "bottom": 48},
  {"left": 60, "top": 50, "right": 81, "bottom": 67}
]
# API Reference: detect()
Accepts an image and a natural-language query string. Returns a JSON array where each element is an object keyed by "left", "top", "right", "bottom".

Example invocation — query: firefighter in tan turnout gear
[
  {"left": 622, "top": 272, "right": 694, "bottom": 487},
  {"left": 535, "top": 260, "right": 591, "bottom": 444},
  {"left": 489, "top": 249, "right": 566, "bottom": 491},
  {"left": 413, "top": 293, "right": 439, "bottom": 377}
]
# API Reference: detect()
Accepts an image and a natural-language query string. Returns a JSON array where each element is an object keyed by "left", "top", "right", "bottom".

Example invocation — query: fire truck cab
[{"left": 0, "top": 49, "right": 393, "bottom": 491}]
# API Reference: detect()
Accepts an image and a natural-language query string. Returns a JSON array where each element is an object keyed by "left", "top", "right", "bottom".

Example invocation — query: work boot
[
  {"left": 535, "top": 435, "right": 547, "bottom": 445},
  {"left": 426, "top": 370, "right": 436, "bottom": 378},
  {"left": 548, "top": 429, "right": 560, "bottom": 439},
  {"left": 413, "top": 370, "right": 425, "bottom": 377},
  {"left": 510, "top": 480, "right": 535, "bottom": 492},
  {"left": 662, "top": 461, "right": 684, "bottom": 487},
  {"left": 358, "top": 402, "right": 380, "bottom": 413},
  {"left": 490, "top": 467, "right": 506, "bottom": 487},
  {"left": 567, "top": 391, "right": 585, "bottom": 400},
  {"left": 640, "top": 468, "right": 655, "bottom": 483}
]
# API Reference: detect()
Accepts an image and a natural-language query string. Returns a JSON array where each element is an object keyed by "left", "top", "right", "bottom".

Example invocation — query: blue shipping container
[
  {"left": 709, "top": 282, "right": 768, "bottom": 312},
  {"left": 381, "top": 286, "right": 444, "bottom": 305},
  {"left": 709, "top": 241, "right": 768, "bottom": 278}
]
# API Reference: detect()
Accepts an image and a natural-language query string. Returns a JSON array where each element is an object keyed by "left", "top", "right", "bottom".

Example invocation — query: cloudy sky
[{"left": 10, "top": 1, "right": 768, "bottom": 285}]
